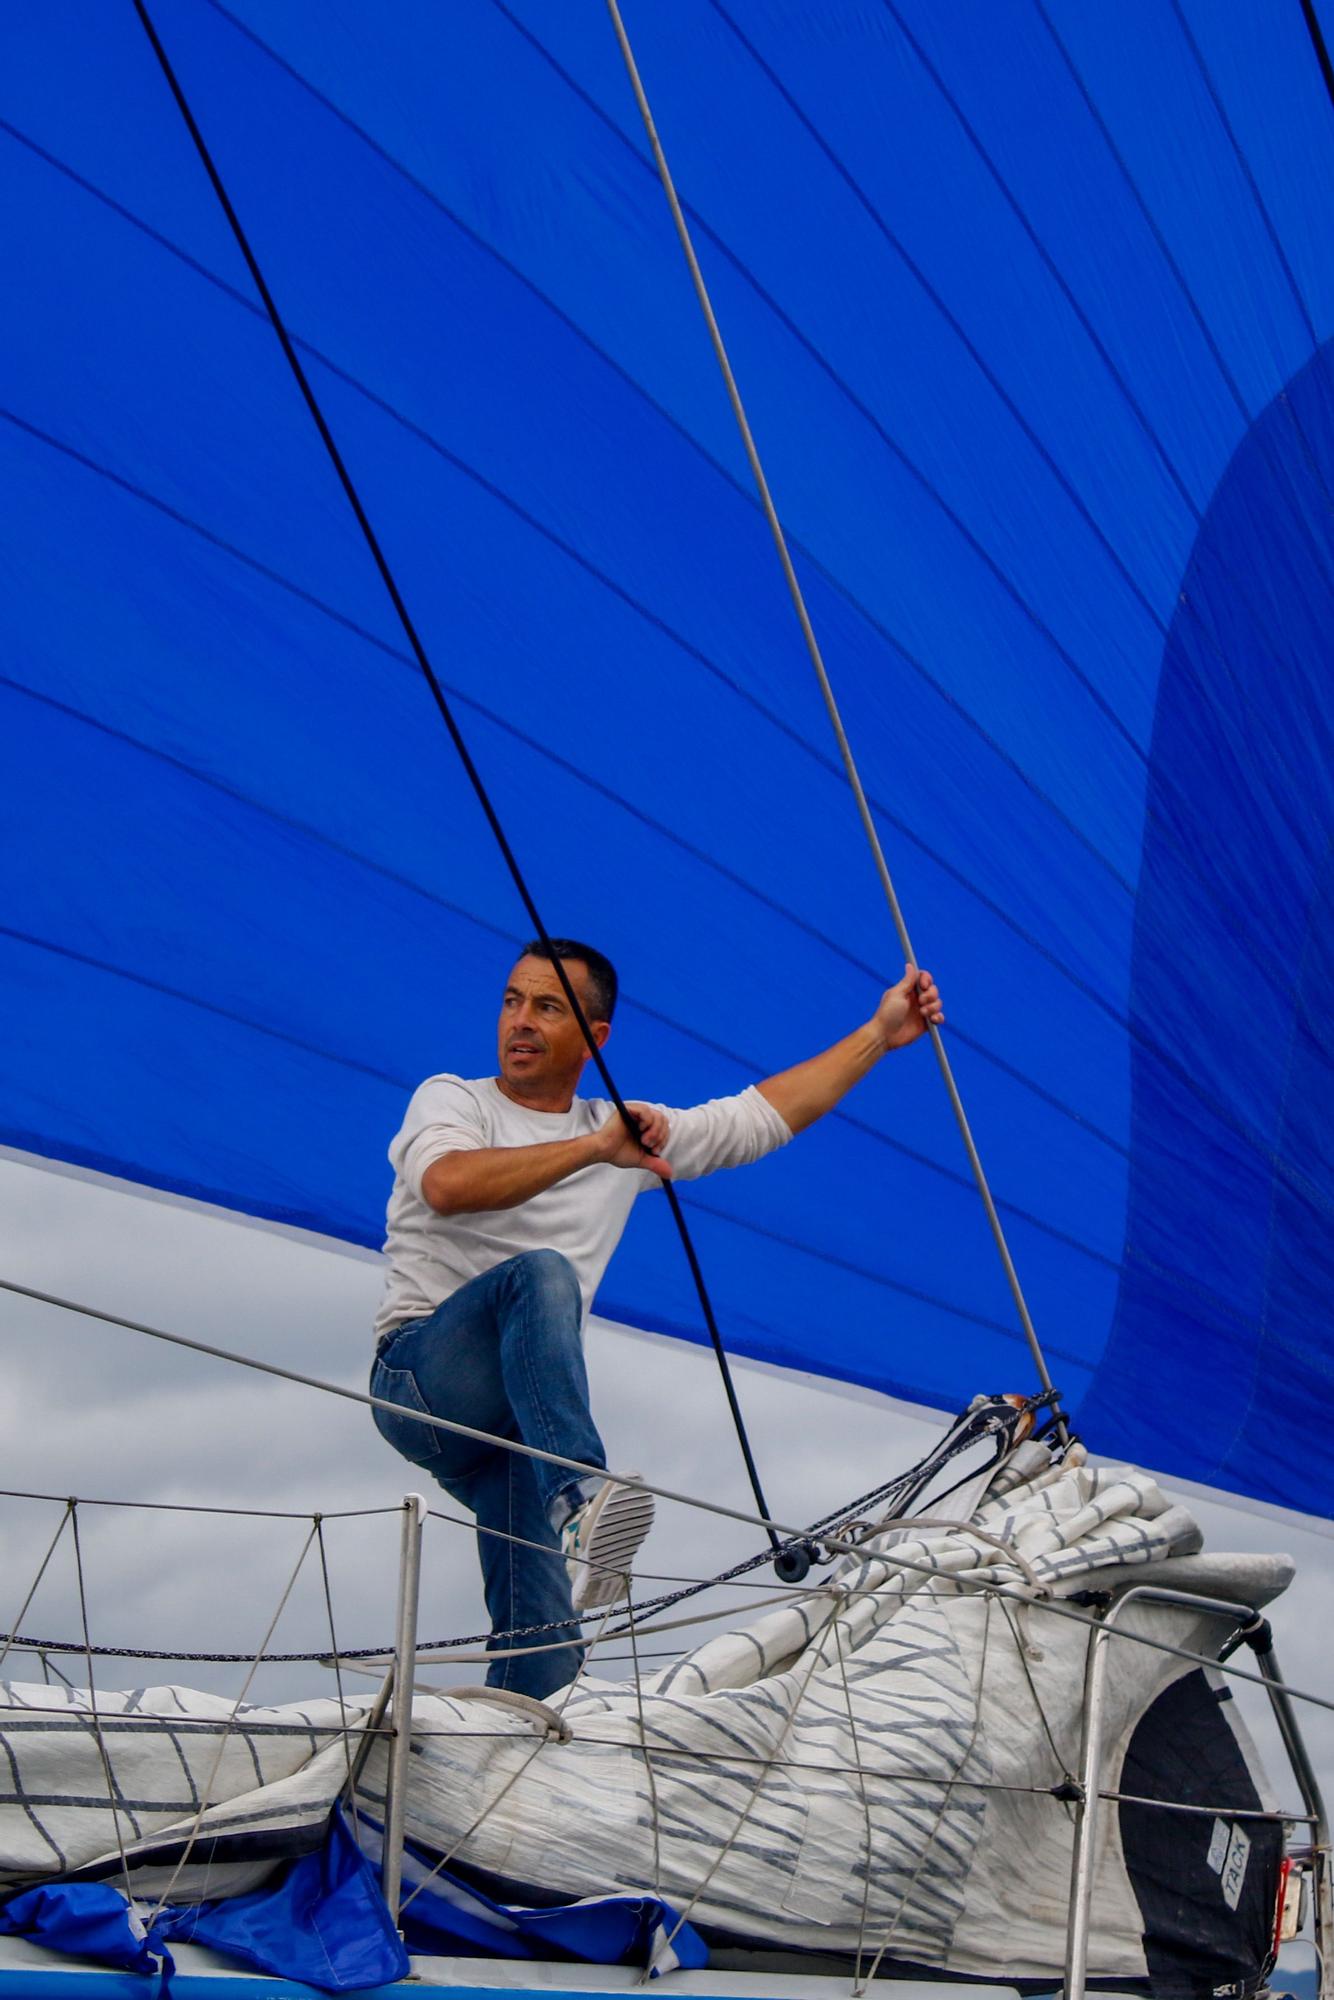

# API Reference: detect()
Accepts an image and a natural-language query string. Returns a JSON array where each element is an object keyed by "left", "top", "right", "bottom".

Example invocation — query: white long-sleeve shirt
[{"left": 374, "top": 1074, "right": 792, "bottom": 1340}]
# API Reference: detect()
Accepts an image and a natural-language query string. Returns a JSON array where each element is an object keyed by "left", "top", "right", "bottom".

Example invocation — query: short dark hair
[{"left": 520, "top": 938, "right": 619, "bottom": 1023}]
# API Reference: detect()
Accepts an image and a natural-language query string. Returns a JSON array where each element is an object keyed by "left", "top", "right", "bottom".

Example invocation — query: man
[{"left": 371, "top": 937, "right": 944, "bottom": 1700}]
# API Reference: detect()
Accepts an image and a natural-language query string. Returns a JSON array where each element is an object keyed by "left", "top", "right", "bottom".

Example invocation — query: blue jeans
[{"left": 369, "top": 1250, "right": 607, "bottom": 1699}]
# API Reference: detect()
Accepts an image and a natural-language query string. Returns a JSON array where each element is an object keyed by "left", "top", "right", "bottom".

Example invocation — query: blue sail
[{"left": 1, "top": 2, "right": 1330, "bottom": 1513}]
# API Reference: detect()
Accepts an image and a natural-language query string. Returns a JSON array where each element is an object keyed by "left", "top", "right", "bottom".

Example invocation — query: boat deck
[{"left": 0, "top": 1935, "right": 1097, "bottom": 1998}]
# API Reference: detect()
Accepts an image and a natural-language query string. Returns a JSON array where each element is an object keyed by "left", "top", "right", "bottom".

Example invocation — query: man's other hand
[
  {"left": 875, "top": 965, "right": 945, "bottom": 1052},
  {"left": 594, "top": 1103, "right": 673, "bottom": 1179}
]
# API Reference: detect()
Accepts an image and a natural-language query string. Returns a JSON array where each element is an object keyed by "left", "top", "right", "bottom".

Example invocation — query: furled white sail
[{"left": 0, "top": 1444, "right": 1291, "bottom": 1984}]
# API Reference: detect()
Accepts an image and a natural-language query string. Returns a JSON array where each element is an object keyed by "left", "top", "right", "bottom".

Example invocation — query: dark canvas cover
[{"left": 1120, "top": 1671, "right": 1282, "bottom": 1997}]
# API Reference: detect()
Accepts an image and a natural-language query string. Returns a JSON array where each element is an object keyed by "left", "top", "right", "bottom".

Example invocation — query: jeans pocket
[{"left": 370, "top": 1357, "right": 446, "bottom": 1469}]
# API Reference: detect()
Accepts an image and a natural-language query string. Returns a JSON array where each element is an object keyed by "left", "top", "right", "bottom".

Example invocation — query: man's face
[{"left": 496, "top": 954, "right": 608, "bottom": 1096}]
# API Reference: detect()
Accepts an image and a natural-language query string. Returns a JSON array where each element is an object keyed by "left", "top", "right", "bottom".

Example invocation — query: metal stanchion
[
  {"left": 1062, "top": 1598, "right": 1109, "bottom": 2000},
  {"left": 1244, "top": 1627, "right": 1333, "bottom": 2000},
  {"left": 1063, "top": 1586, "right": 1265, "bottom": 2000},
  {"left": 381, "top": 1494, "right": 425, "bottom": 1923}
]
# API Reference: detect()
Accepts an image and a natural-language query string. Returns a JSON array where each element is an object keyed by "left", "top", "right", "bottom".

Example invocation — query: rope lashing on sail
[
  {"left": 624, "top": 1596, "right": 665, "bottom": 1895},
  {"left": 604, "top": 0, "right": 1067, "bottom": 1442},
  {"left": 655, "top": 1600, "right": 833, "bottom": 1955},
  {"left": 396, "top": 1599, "right": 619, "bottom": 1917},
  {"left": 128, "top": 0, "right": 786, "bottom": 1567},
  {"left": 830, "top": 1610, "right": 876, "bottom": 1989},
  {"left": 140, "top": 1522, "right": 322, "bottom": 1927},
  {"left": 855, "top": 1590, "right": 998, "bottom": 1994},
  {"left": 995, "top": 1593, "right": 1079, "bottom": 1800}
]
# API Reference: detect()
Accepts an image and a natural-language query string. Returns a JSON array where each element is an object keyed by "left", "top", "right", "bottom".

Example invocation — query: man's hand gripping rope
[{"left": 592, "top": 1102, "right": 673, "bottom": 1181}]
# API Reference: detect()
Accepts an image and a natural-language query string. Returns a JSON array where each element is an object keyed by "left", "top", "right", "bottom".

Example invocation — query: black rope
[
  {"left": 0, "top": 1523, "right": 807, "bottom": 1663},
  {"left": 130, "top": 0, "right": 780, "bottom": 1549},
  {"left": 0, "top": 1392, "right": 1034, "bottom": 1664},
  {"left": 0, "top": 1508, "right": 843, "bottom": 1664},
  {"left": 1300, "top": 0, "right": 1334, "bottom": 110}
]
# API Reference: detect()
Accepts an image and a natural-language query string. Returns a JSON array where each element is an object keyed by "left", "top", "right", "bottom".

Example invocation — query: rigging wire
[
  {"left": 831, "top": 1610, "right": 876, "bottom": 1991},
  {"left": 128, "top": 0, "right": 782, "bottom": 1558},
  {"left": 142, "top": 1522, "right": 319, "bottom": 1924},
  {"left": 397, "top": 1599, "right": 618, "bottom": 1916},
  {"left": 0, "top": 1503, "right": 71, "bottom": 1680},
  {"left": 658, "top": 1599, "right": 833, "bottom": 1954},
  {"left": 996, "top": 1592, "right": 1077, "bottom": 1798},
  {"left": 0, "top": 1274, "right": 1033, "bottom": 1641},
  {"left": 315, "top": 1516, "right": 361, "bottom": 1848},
  {"left": 0, "top": 1698, "right": 385, "bottom": 1738},
  {"left": 856, "top": 1593, "right": 996, "bottom": 1994},
  {"left": 0, "top": 1677, "right": 1312, "bottom": 1823},
  {"left": 603, "top": 0, "right": 1066, "bottom": 1439},
  {"left": 0, "top": 1273, "right": 791, "bottom": 1552},
  {"left": 70, "top": 1504, "right": 137, "bottom": 1908},
  {"left": 0, "top": 1486, "right": 399, "bottom": 1521},
  {"left": 4, "top": 1276, "right": 1331, "bottom": 1725}
]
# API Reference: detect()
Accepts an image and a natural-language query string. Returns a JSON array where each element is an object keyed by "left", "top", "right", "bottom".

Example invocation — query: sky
[{"left": 0, "top": 1145, "right": 1328, "bottom": 1976}]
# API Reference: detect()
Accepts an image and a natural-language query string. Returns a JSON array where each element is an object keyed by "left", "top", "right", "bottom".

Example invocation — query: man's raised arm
[
  {"left": 421, "top": 1107, "right": 673, "bottom": 1215},
  {"left": 756, "top": 965, "right": 944, "bottom": 1135}
]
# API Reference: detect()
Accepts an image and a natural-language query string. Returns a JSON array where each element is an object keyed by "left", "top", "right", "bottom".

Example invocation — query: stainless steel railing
[{"left": 1062, "top": 1585, "right": 1331, "bottom": 2000}]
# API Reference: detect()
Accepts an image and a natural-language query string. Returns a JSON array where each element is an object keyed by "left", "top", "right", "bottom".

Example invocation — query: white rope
[
  {"left": 422, "top": 1685, "right": 573, "bottom": 1744},
  {"left": 656, "top": 1586, "right": 849, "bottom": 1954},
  {"left": 832, "top": 1611, "right": 876, "bottom": 1990},
  {"left": 0, "top": 1504, "right": 72, "bottom": 1679},
  {"left": 625, "top": 1598, "right": 664, "bottom": 1899},
  {"left": 70, "top": 1504, "right": 136, "bottom": 1907},
  {"left": 855, "top": 1591, "right": 997, "bottom": 1992},
  {"left": 396, "top": 1598, "right": 619, "bottom": 1913},
  {"left": 144, "top": 1523, "right": 318, "bottom": 1922},
  {"left": 314, "top": 1516, "right": 361, "bottom": 1846},
  {"left": 997, "top": 1590, "right": 1076, "bottom": 1801},
  {"left": 602, "top": 0, "right": 1061, "bottom": 1423}
]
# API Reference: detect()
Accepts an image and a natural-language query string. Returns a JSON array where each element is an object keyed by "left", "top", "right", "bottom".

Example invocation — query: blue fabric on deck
[
  {"left": 392, "top": 1837, "right": 707, "bottom": 1976},
  {"left": 157, "top": 1808, "right": 409, "bottom": 1992},
  {"left": 0, "top": 1880, "right": 166, "bottom": 1982},
  {"left": 1, "top": 2, "right": 1331, "bottom": 1512},
  {"left": 0, "top": 1812, "right": 407, "bottom": 1994}
]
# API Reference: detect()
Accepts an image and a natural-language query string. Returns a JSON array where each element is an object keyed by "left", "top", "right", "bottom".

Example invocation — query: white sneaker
[{"left": 561, "top": 1477, "right": 655, "bottom": 1614}]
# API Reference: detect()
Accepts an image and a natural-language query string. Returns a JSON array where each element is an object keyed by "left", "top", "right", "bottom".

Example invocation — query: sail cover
[{"left": 1, "top": 3, "right": 1331, "bottom": 1512}]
